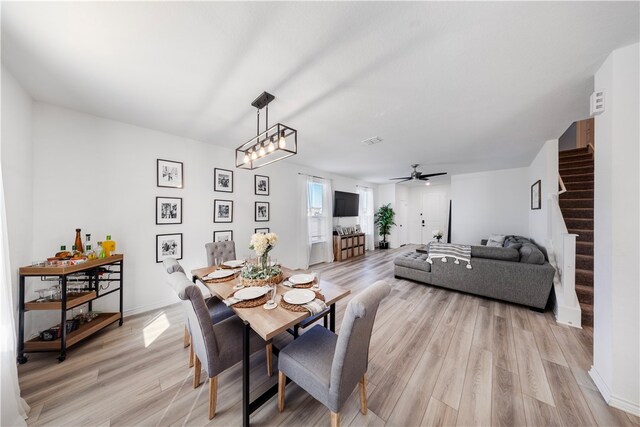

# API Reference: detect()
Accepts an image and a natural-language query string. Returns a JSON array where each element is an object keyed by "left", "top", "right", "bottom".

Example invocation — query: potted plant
[{"left": 374, "top": 204, "right": 396, "bottom": 249}]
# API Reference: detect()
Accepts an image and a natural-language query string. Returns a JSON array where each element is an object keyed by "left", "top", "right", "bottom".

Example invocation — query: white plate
[
  {"left": 234, "top": 287, "right": 269, "bottom": 301},
  {"left": 223, "top": 260, "right": 244, "bottom": 268},
  {"left": 283, "top": 289, "right": 315, "bottom": 305},
  {"left": 206, "top": 269, "right": 235, "bottom": 280},
  {"left": 289, "top": 274, "right": 315, "bottom": 285}
]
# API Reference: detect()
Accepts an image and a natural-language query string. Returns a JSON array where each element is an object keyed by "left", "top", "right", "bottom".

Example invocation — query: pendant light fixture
[{"left": 235, "top": 91, "right": 298, "bottom": 170}]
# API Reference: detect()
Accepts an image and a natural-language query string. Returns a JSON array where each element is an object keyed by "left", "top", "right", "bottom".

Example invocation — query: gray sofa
[{"left": 394, "top": 236, "right": 555, "bottom": 310}]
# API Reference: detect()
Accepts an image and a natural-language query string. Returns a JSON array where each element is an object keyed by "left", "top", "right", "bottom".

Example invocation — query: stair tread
[
  {"left": 576, "top": 254, "right": 594, "bottom": 259},
  {"left": 576, "top": 284, "right": 593, "bottom": 290},
  {"left": 576, "top": 268, "right": 593, "bottom": 275},
  {"left": 560, "top": 147, "right": 590, "bottom": 155},
  {"left": 577, "top": 241, "right": 594, "bottom": 246}
]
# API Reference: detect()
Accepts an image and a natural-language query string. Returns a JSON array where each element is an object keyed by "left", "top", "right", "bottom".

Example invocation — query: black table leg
[
  {"left": 323, "top": 315, "right": 328, "bottom": 329},
  {"left": 119, "top": 261, "right": 124, "bottom": 326},
  {"left": 59, "top": 276, "right": 67, "bottom": 362},
  {"left": 243, "top": 320, "right": 250, "bottom": 427},
  {"left": 330, "top": 303, "right": 335, "bottom": 332},
  {"left": 17, "top": 275, "right": 27, "bottom": 364}
]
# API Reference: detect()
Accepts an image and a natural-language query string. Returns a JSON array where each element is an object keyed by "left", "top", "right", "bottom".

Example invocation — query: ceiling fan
[{"left": 389, "top": 164, "right": 447, "bottom": 183}]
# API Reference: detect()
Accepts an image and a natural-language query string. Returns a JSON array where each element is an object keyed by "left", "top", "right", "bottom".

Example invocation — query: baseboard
[
  {"left": 124, "top": 298, "right": 177, "bottom": 317},
  {"left": 554, "top": 303, "right": 582, "bottom": 328},
  {"left": 589, "top": 367, "right": 640, "bottom": 416}
]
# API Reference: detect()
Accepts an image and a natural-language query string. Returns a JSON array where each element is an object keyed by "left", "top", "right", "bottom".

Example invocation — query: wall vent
[
  {"left": 590, "top": 90, "right": 605, "bottom": 116},
  {"left": 362, "top": 136, "right": 383, "bottom": 146}
]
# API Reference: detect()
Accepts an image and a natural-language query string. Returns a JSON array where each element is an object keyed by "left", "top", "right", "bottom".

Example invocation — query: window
[{"left": 307, "top": 181, "right": 326, "bottom": 243}]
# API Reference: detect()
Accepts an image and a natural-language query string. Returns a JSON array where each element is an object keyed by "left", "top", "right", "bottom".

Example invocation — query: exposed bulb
[
  {"left": 278, "top": 131, "right": 286, "bottom": 149},
  {"left": 258, "top": 143, "right": 266, "bottom": 157},
  {"left": 267, "top": 138, "right": 275, "bottom": 152},
  {"left": 243, "top": 152, "right": 250, "bottom": 163},
  {"left": 251, "top": 150, "right": 258, "bottom": 160},
  {"left": 425, "top": 182, "right": 431, "bottom": 186}
]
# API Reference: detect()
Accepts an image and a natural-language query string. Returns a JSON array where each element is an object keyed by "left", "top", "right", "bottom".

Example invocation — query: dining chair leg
[
  {"left": 266, "top": 342, "right": 273, "bottom": 377},
  {"left": 193, "top": 356, "right": 201, "bottom": 388},
  {"left": 188, "top": 335, "right": 194, "bottom": 368},
  {"left": 183, "top": 326, "right": 190, "bottom": 348},
  {"left": 359, "top": 375, "right": 368, "bottom": 415},
  {"left": 330, "top": 411, "right": 340, "bottom": 427},
  {"left": 278, "top": 371, "right": 286, "bottom": 412},
  {"left": 208, "top": 376, "right": 218, "bottom": 420}
]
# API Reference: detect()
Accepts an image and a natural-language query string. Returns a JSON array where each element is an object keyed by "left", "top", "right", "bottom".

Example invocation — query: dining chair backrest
[
  {"left": 168, "top": 271, "right": 221, "bottom": 376},
  {"left": 328, "top": 280, "right": 391, "bottom": 410},
  {"left": 163, "top": 257, "right": 185, "bottom": 275},
  {"left": 205, "top": 241, "right": 237, "bottom": 266}
]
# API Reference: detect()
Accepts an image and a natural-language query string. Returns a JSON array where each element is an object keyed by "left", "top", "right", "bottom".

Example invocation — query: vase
[
  {"left": 259, "top": 254, "right": 270, "bottom": 273},
  {"left": 436, "top": 237, "right": 442, "bottom": 243}
]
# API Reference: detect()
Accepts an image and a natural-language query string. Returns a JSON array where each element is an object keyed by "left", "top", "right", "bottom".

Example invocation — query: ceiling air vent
[{"left": 362, "top": 136, "right": 383, "bottom": 146}]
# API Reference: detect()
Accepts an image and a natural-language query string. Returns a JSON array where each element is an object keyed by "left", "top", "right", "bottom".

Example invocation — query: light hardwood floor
[{"left": 18, "top": 246, "right": 639, "bottom": 426}]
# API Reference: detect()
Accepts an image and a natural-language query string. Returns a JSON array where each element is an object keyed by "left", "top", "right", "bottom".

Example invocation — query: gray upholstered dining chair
[
  {"left": 205, "top": 241, "right": 237, "bottom": 266},
  {"left": 162, "top": 258, "right": 234, "bottom": 367},
  {"left": 167, "top": 271, "right": 268, "bottom": 420},
  {"left": 277, "top": 280, "right": 391, "bottom": 427}
]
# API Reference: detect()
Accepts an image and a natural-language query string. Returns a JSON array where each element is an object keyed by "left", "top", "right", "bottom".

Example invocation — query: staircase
[{"left": 559, "top": 147, "right": 594, "bottom": 327}]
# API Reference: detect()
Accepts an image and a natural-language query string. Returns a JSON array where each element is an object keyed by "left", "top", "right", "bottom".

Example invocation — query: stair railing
[
  {"left": 549, "top": 192, "right": 580, "bottom": 325},
  {"left": 558, "top": 175, "right": 567, "bottom": 195}
]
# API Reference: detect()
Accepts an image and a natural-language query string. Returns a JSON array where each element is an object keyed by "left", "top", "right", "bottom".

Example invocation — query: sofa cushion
[
  {"left": 486, "top": 234, "right": 506, "bottom": 247},
  {"left": 394, "top": 252, "right": 431, "bottom": 272},
  {"left": 471, "top": 245, "right": 520, "bottom": 262},
  {"left": 518, "top": 243, "right": 546, "bottom": 265}
]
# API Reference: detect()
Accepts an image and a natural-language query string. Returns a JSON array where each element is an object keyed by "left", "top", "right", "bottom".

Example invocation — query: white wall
[
  {"left": 591, "top": 43, "right": 640, "bottom": 415},
  {"left": 450, "top": 168, "right": 529, "bottom": 245},
  {"left": 1, "top": 66, "right": 34, "bottom": 327},
  {"left": 21, "top": 102, "right": 374, "bottom": 337},
  {"left": 528, "top": 139, "right": 559, "bottom": 247}
]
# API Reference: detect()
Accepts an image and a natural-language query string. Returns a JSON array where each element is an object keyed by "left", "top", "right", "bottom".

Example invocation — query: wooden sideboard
[{"left": 333, "top": 233, "right": 365, "bottom": 262}]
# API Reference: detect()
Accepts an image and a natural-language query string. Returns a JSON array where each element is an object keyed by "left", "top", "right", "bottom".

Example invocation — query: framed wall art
[
  {"left": 213, "top": 230, "right": 233, "bottom": 242},
  {"left": 156, "top": 197, "right": 182, "bottom": 225},
  {"left": 214, "top": 199, "right": 234, "bottom": 223},
  {"left": 214, "top": 168, "right": 234, "bottom": 193},
  {"left": 255, "top": 227, "right": 270, "bottom": 234},
  {"left": 157, "top": 159, "right": 183, "bottom": 188},
  {"left": 531, "top": 180, "right": 541, "bottom": 210},
  {"left": 156, "top": 233, "right": 183, "bottom": 263},
  {"left": 255, "top": 201, "right": 270, "bottom": 222},
  {"left": 254, "top": 175, "right": 269, "bottom": 196}
]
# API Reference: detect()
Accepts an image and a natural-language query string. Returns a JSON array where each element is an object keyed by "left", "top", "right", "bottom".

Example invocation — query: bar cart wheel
[
  {"left": 57, "top": 355, "right": 66, "bottom": 363},
  {"left": 17, "top": 355, "right": 27, "bottom": 364}
]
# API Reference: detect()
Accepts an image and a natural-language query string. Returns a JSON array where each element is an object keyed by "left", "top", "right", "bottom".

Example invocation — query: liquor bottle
[
  {"left": 85, "top": 233, "right": 92, "bottom": 250},
  {"left": 96, "top": 242, "right": 105, "bottom": 259},
  {"left": 85, "top": 244, "right": 96, "bottom": 260},
  {"left": 103, "top": 235, "right": 116, "bottom": 257},
  {"left": 74, "top": 229, "right": 84, "bottom": 253}
]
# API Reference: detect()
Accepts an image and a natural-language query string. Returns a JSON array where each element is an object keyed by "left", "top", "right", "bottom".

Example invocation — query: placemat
[
  {"left": 281, "top": 291, "right": 325, "bottom": 313},
  {"left": 232, "top": 293, "right": 270, "bottom": 309},
  {"left": 203, "top": 271, "right": 240, "bottom": 284}
]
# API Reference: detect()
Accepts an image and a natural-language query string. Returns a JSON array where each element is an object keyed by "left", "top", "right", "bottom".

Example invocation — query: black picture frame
[
  {"left": 255, "top": 201, "right": 270, "bottom": 222},
  {"left": 156, "top": 197, "right": 182, "bottom": 225},
  {"left": 156, "top": 233, "right": 183, "bottom": 263},
  {"left": 214, "top": 168, "right": 234, "bottom": 193},
  {"left": 531, "top": 180, "right": 541, "bottom": 210},
  {"left": 255, "top": 227, "right": 270, "bottom": 234},
  {"left": 213, "top": 230, "right": 233, "bottom": 242},
  {"left": 157, "top": 159, "right": 183, "bottom": 189},
  {"left": 214, "top": 199, "right": 234, "bottom": 223},
  {"left": 254, "top": 175, "right": 270, "bottom": 196}
]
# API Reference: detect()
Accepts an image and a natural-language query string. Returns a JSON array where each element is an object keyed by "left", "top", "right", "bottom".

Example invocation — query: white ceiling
[{"left": 2, "top": 2, "right": 638, "bottom": 183}]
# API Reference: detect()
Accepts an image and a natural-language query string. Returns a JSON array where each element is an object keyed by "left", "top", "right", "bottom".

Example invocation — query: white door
[{"left": 421, "top": 191, "right": 447, "bottom": 244}]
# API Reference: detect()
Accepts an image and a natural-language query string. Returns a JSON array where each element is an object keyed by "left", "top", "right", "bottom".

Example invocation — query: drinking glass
[
  {"left": 214, "top": 257, "right": 222, "bottom": 270},
  {"left": 35, "top": 288, "right": 47, "bottom": 303},
  {"left": 269, "top": 285, "right": 277, "bottom": 305},
  {"left": 312, "top": 271, "right": 321, "bottom": 290}
]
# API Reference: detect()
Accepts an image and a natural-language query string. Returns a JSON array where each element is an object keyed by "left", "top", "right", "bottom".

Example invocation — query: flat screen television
[{"left": 334, "top": 191, "right": 360, "bottom": 217}]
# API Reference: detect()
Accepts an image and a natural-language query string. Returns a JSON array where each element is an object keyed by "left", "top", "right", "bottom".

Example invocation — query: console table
[{"left": 17, "top": 255, "right": 124, "bottom": 363}]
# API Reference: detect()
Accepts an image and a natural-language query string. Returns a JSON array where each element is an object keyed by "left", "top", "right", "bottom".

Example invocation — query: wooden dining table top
[{"left": 190, "top": 265, "right": 350, "bottom": 341}]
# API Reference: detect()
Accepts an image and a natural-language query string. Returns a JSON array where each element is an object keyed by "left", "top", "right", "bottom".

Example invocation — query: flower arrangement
[
  {"left": 242, "top": 233, "right": 282, "bottom": 283},
  {"left": 433, "top": 229, "right": 443, "bottom": 241}
]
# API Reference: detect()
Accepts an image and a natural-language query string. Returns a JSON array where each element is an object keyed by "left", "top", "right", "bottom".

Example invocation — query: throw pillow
[
  {"left": 519, "top": 243, "right": 545, "bottom": 265},
  {"left": 486, "top": 234, "right": 506, "bottom": 247}
]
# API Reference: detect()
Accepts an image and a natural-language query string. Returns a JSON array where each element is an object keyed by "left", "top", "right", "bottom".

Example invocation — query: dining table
[{"left": 191, "top": 265, "right": 351, "bottom": 427}]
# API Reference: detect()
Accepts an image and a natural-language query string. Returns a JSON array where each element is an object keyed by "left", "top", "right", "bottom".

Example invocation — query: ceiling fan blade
[
  {"left": 389, "top": 177, "right": 411, "bottom": 180},
  {"left": 418, "top": 172, "right": 447, "bottom": 178},
  {"left": 396, "top": 178, "right": 412, "bottom": 183}
]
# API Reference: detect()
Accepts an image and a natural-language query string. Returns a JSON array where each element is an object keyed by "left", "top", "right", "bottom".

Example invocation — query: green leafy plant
[{"left": 374, "top": 204, "right": 396, "bottom": 244}]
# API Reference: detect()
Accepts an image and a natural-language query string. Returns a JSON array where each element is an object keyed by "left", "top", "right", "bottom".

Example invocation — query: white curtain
[
  {"left": 358, "top": 187, "right": 375, "bottom": 251},
  {"left": 297, "top": 174, "right": 312, "bottom": 269},
  {"left": 319, "top": 178, "right": 334, "bottom": 263},
  {"left": 1, "top": 165, "right": 29, "bottom": 426}
]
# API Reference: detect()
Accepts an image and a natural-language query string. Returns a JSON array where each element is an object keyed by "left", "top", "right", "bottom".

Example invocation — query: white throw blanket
[{"left": 426, "top": 243, "right": 473, "bottom": 269}]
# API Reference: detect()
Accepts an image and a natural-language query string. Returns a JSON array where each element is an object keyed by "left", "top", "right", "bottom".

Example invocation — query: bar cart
[{"left": 17, "top": 255, "right": 124, "bottom": 363}]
